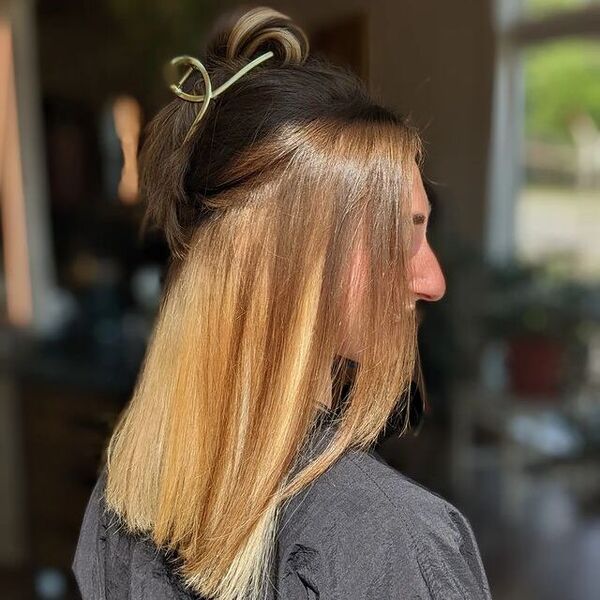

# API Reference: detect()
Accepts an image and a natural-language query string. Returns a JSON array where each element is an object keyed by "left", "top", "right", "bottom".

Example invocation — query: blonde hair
[{"left": 105, "top": 6, "right": 424, "bottom": 600}]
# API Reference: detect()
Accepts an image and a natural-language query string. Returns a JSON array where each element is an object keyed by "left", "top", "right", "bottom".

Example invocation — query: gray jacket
[{"left": 72, "top": 418, "right": 492, "bottom": 599}]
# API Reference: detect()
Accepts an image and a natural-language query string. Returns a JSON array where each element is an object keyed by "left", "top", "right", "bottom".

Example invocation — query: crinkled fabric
[
  {"left": 72, "top": 470, "right": 201, "bottom": 600},
  {"left": 72, "top": 418, "right": 492, "bottom": 599}
]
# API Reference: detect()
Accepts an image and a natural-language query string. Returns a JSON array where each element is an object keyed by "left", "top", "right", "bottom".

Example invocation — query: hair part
[{"left": 106, "top": 6, "right": 423, "bottom": 600}]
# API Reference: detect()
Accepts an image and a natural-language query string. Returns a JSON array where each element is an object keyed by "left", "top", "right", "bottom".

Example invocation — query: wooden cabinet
[{"left": 18, "top": 378, "right": 129, "bottom": 571}]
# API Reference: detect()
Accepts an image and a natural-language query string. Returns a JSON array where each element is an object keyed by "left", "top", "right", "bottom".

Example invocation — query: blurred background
[{"left": 0, "top": 0, "right": 599, "bottom": 598}]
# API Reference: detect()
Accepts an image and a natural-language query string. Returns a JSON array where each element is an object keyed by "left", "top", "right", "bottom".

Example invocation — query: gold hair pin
[{"left": 169, "top": 50, "right": 274, "bottom": 144}]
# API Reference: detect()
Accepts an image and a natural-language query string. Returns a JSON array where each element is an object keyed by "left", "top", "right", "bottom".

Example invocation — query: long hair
[{"left": 105, "top": 6, "right": 423, "bottom": 600}]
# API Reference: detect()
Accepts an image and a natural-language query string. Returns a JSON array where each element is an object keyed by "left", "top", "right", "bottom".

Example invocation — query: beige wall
[{"left": 274, "top": 0, "right": 495, "bottom": 252}]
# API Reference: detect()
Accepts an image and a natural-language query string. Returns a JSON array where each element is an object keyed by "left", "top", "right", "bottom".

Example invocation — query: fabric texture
[{"left": 72, "top": 416, "right": 492, "bottom": 599}]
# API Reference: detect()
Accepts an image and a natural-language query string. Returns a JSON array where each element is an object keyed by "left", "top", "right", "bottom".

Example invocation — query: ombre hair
[{"left": 105, "top": 6, "right": 424, "bottom": 600}]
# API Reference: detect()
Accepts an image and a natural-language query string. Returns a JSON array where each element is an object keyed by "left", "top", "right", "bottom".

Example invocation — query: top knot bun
[{"left": 207, "top": 6, "right": 309, "bottom": 66}]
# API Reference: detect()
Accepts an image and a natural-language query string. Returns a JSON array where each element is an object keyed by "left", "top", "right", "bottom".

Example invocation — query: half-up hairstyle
[{"left": 105, "top": 6, "right": 424, "bottom": 600}]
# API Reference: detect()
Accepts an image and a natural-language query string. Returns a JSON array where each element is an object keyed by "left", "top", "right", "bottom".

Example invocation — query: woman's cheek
[{"left": 409, "top": 228, "right": 424, "bottom": 258}]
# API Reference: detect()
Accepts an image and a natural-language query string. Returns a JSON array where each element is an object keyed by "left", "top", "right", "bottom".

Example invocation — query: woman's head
[
  {"left": 141, "top": 5, "right": 428, "bottom": 362},
  {"left": 106, "top": 6, "right": 442, "bottom": 600}
]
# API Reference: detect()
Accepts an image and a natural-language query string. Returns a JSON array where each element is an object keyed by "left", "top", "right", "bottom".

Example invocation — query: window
[
  {"left": 487, "top": 0, "right": 600, "bottom": 284},
  {"left": 525, "top": 0, "right": 600, "bottom": 18},
  {"left": 518, "top": 37, "right": 600, "bottom": 281}
]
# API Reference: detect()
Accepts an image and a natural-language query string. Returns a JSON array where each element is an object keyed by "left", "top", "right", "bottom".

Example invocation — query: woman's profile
[{"left": 72, "top": 6, "right": 492, "bottom": 599}]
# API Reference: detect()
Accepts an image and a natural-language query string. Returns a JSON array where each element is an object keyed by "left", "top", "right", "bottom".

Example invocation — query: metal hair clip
[{"left": 169, "top": 50, "right": 274, "bottom": 144}]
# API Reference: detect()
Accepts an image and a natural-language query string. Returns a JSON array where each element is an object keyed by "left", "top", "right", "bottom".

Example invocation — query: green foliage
[
  {"left": 525, "top": 0, "right": 590, "bottom": 17},
  {"left": 483, "top": 261, "right": 593, "bottom": 342},
  {"left": 524, "top": 38, "right": 600, "bottom": 142}
]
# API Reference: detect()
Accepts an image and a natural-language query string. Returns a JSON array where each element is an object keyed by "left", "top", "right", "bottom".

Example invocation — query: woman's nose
[{"left": 409, "top": 243, "right": 446, "bottom": 302}]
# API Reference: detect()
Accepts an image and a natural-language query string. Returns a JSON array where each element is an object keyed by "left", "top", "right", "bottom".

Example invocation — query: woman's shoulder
[
  {"left": 72, "top": 448, "right": 492, "bottom": 600},
  {"left": 71, "top": 470, "right": 201, "bottom": 600},
  {"left": 275, "top": 446, "right": 493, "bottom": 600}
]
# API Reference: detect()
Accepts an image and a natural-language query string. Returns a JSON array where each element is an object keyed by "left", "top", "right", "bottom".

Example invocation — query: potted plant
[{"left": 483, "top": 262, "right": 589, "bottom": 398}]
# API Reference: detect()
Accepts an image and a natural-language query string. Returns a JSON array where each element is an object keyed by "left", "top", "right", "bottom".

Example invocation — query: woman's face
[
  {"left": 337, "top": 161, "right": 446, "bottom": 361},
  {"left": 407, "top": 162, "right": 446, "bottom": 304}
]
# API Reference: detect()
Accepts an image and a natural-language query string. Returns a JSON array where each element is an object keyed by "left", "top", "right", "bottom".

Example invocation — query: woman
[{"left": 72, "top": 6, "right": 492, "bottom": 600}]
